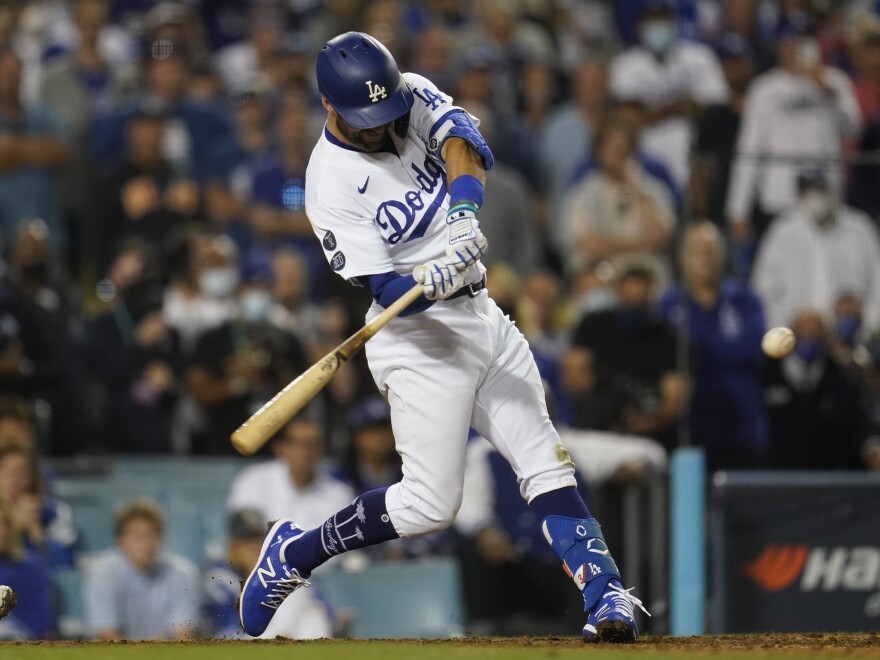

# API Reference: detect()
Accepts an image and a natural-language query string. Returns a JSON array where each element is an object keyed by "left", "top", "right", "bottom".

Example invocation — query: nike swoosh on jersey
[{"left": 358, "top": 177, "right": 370, "bottom": 194}]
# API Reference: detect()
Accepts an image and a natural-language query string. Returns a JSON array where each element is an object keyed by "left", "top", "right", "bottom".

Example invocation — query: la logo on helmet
[{"left": 366, "top": 80, "right": 387, "bottom": 103}]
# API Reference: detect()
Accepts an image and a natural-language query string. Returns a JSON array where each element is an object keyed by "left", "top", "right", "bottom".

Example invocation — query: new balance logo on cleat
[{"left": 239, "top": 518, "right": 311, "bottom": 637}]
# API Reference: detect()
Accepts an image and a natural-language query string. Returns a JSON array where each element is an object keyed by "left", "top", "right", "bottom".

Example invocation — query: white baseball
[
  {"left": 0, "top": 585, "right": 16, "bottom": 618},
  {"left": 762, "top": 326, "right": 796, "bottom": 359}
]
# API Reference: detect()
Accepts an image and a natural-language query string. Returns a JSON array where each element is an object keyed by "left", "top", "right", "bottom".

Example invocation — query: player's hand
[
  {"left": 413, "top": 256, "right": 466, "bottom": 300},
  {"left": 445, "top": 202, "right": 488, "bottom": 270}
]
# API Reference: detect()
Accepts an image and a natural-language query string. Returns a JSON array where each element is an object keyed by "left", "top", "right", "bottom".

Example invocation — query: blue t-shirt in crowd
[
  {"left": 0, "top": 106, "right": 67, "bottom": 249},
  {"left": 659, "top": 279, "right": 768, "bottom": 455},
  {"left": 0, "top": 552, "right": 54, "bottom": 640},
  {"left": 250, "top": 155, "right": 327, "bottom": 300},
  {"left": 90, "top": 100, "right": 238, "bottom": 183}
]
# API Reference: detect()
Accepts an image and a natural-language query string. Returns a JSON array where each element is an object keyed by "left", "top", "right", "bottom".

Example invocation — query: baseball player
[{"left": 239, "top": 32, "right": 647, "bottom": 642}]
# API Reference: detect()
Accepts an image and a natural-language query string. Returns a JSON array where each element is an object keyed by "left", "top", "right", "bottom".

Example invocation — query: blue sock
[
  {"left": 283, "top": 487, "right": 399, "bottom": 574},
  {"left": 530, "top": 486, "right": 591, "bottom": 520}
]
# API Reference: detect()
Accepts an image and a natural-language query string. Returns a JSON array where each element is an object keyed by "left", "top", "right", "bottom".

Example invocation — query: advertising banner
[{"left": 711, "top": 472, "right": 880, "bottom": 633}]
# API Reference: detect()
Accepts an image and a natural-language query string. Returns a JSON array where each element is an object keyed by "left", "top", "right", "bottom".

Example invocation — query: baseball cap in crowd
[
  {"left": 241, "top": 249, "right": 274, "bottom": 285},
  {"left": 346, "top": 396, "right": 391, "bottom": 432},
  {"left": 459, "top": 46, "right": 496, "bottom": 72},
  {"left": 229, "top": 509, "right": 266, "bottom": 540},
  {"left": 715, "top": 32, "right": 753, "bottom": 62},
  {"left": 776, "top": 10, "right": 817, "bottom": 40}
]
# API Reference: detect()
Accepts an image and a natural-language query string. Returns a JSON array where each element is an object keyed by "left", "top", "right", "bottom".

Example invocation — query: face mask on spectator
[
  {"left": 835, "top": 314, "right": 860, "bottom": 345},
  {"left": 794, "top": 339, "right": 823, "bottom": 363},
  {"left": 240, "top": 290, "right": 273, "bottom": 322},
  {"left": 640, "top": 20, "right": 676, "bottom": 54},
  {"left": 199, "top": 266, "right": 239, "bottom": 298},
  {"left": 801, "top": 190, "right": 834, "bottom": 225}
]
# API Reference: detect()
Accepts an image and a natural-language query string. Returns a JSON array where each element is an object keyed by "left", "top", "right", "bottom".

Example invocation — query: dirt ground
[{"left": 9, "top": 632, "right": 880, "bottom": 650}]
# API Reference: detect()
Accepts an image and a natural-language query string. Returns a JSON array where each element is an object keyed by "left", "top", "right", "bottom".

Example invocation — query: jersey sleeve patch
[{"left": 330, "top": 251, "right": 346, "bottom": 271}]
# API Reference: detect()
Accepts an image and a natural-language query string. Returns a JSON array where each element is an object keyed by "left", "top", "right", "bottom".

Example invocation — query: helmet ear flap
[{"left": 393, "top": 108, "right": 411, "bottom": 138}]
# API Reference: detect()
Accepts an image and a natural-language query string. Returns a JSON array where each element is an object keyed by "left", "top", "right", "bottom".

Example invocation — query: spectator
[
  {"left": 518, "top": 60, "right": 559, "bottom": 134},
  {"left": 0, "top": 443, "right": 77, "bottom": 568},
  {"left": 184, "top": 250, "right": 307, "bottom": 454},
  {"left": 0, "top": 48, "right": 70, "bottom": 250},
  {"left": 203, "top": 509, "right": 333, "bottom": 639},
  {"left": 752, "top": 169, "right": 880, "bottom": 336},
  {"left": 849, "top": 12, "right": 880, "bottom": 124},
  {"left": 455, "top": 0, "right": 556, "bottom": 115},
  {"left": 203, "top": 79, "right": 274, "bottom": 244},
  {"left": 248, "top": 93, "right": 326, "bottom": 298},
  {"left": 453, "top": 53, "right": 535, "bottom": 182},
  {"left": 690, "top": 33, "right": 755, "bottom": 226},
  {"left": 566, "top": 266, "right": 685, "bottom": 448},
  {"left": 227, "top": 418, "right": 354, "bottom": 528},
  {"left": 91, "top": 46, "right": 237, "bottom": 185},
  {"left": 214, "top": 3, "right": 284, "bottom": 94},
  {"left": 40, "top": 0, "right": 137, "bottom": 274},
  {"left": 560, "top": 118, "right": 675, "bottom": 289},
  {"left": 337, "top": 396, "right": 400, "bottom": 495},
  {"left": 82, "top": 498, "right": 200, "bottom": 640},
  {"left": 764, "top": 311, "right": 871, "bottom": 470},
  {"left": 715, "top": 0, "right": 776, "bottom": 73},
  {"left": 84, "top": 241, "right": 180, "bottom": 453},
  {"left": 266, "top": 248, "right": 323, "bottom": 349},
  {"left": 726, "top": 11, "right": 862, "bottom": 255},
  {"left": 3, "top": 220, "right": 86, "bottom": 455},
  {"left": 0, "top": 497, "right": 53, "bottom": 640},
  {"left": 458, "top": 102, "right": 539, "bottom": 274},
  {"left": 538, "top": 61, "right": 609, "bottom": 222},
  {"left": 162, "top": 232, "right": 239, "bottom": 354},
  {"left": 848, "top": 14, "right": 880, "bottom": 220},
  {"left": 514, "top": 270, "right": 570, "bottom": 420},
  {"left": 609, "top": 0, "right": 729, "bottom": 189},
  {"left": 94, "top": 106, "right": 201, "bottom": 278},
  {"left": 660, "top": 223, "right": 768, "bottom": 471},
  {"left": 409, "top": 26, "right": 454, "bottom": 92},
  {"left": 336, "top": 396, "right": 441, "bottom": 560}
]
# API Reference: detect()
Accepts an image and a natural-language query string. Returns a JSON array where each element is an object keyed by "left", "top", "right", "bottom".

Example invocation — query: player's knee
[{"left": 389, "top": 480, "right": 462, "bottom": 535}]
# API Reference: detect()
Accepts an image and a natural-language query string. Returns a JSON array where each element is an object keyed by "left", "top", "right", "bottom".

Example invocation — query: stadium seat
[
  {"left": 317, "top": 557, "right": 465, "bottom": 638},
  {"left": 52, "top": 569, "right": 84, "bottom": 639}
]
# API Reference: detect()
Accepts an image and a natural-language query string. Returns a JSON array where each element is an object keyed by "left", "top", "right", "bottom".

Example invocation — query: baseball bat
[{"left": 230, "top": 282, "right": 424, "bottom": 456}]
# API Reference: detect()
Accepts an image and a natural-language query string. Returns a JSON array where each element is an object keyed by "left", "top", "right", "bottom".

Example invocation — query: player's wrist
[{"left": 449, "top": 174, "right": 484, "bottom": 209}]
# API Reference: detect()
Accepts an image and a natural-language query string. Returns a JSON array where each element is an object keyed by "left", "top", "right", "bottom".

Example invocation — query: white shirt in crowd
[
  {"left": 610, "top": 40, "right": 729, "bottom": 188},
  {"left": 726, "top": 67, "right": 862, "bottom": 220},
  {"left": 752, "top": 202, "right": 880, "bottom": 334},
  {"left": 227, "top": 459, "right": 355, "bottom": 531}
]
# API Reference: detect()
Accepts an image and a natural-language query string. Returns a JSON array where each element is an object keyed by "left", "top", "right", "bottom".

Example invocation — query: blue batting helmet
[{"left": 316, "top": 32, "right": 414, "bottom": 129}]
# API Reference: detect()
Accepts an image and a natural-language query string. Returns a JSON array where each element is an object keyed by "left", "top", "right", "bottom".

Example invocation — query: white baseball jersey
[
  {"left": 305, "top": 72, "right": 575, "bottom": 540},
  {"left": 305, "top": 72, "right": 483, "bottom": 285}
]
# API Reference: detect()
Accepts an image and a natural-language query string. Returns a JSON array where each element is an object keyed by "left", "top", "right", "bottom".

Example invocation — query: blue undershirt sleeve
[{"left": 361, "top": 271, "right": 434, "bottom": 317}]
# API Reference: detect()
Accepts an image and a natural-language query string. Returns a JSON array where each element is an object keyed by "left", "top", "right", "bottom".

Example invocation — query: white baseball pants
[{"left": 364, "top": 290, "right": 577, "bottom": 537}]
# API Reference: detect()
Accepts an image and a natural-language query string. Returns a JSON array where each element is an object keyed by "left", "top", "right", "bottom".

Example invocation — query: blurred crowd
[{"left": 2, "top": 0, "right": 880, "bottom": 641}]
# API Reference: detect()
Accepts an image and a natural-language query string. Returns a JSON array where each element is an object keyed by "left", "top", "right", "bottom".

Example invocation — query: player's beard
[{"left": 336, "top": 115, "right": 391, "bottom": 152}]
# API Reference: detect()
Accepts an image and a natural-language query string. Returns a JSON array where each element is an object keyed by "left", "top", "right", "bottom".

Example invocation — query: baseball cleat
[
  {"left": 238, "top": 518, "right": 311, "bottom": 637},
  {"left": 582, "top": 580, "right": 648, "bottom": 643}
]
